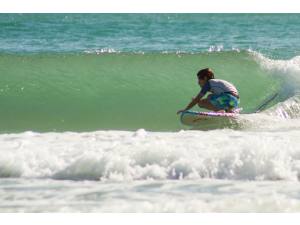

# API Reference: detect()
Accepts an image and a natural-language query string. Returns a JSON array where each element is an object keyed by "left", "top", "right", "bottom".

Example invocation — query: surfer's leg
[
  {"left": 198, "top": 99, "right": 223, "bottom": 112},
  {"left": 208, "top": 93, "right": 239, "bottom": 113},
  {"left": 226, "top": 107, "right": 234, "bottom": 113}
]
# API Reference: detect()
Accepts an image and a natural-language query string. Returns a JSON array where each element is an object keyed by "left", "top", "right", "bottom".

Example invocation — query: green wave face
[{"left": 0, "top": 51, "right": 281, "bottom": 132}]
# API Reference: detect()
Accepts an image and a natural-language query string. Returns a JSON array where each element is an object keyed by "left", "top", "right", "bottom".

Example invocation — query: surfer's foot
[{"left": 225, "top": 107, "right": 235, "bottom": 113}]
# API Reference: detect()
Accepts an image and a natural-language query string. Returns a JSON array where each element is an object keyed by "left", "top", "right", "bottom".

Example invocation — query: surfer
[{"left": 177, "top": 68, "right": 239, "bottom": 114}]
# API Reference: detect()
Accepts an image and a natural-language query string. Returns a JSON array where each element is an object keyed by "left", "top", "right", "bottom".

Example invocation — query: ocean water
[{"left": 1, "top": 13, "right": 300, "bottom": 212}]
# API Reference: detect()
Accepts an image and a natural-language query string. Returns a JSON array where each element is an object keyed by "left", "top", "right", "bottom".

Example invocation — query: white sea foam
[
  {"left": 248, "top": 51, "right": 300, "bottom": 121},
  {"left": 208, "top": 45, "right": 224, "bottom": 52},
  {"left": 0, "top": 129, "right": 299, "bottom": 182},
  {"left": 252, "top": 52, "right": 300, "bottom": 74},
  {"left": 0, "top": 178, "right": 300, "bottom": 212},
  {"left": 251, "top": 51, "right": 300, "bottom": 94},
  {"left": 84, "top": 48, "right": 120, "bottom": 54},
  {"left": 1, "top": 126, "right": 300, "bottom": 212}
]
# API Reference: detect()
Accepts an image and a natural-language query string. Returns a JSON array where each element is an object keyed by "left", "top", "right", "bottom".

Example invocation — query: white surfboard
[{"left": 180, "top": 108, "right": 242, "bottom": 127}]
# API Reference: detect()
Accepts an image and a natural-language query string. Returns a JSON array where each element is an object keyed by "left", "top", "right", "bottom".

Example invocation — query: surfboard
[{"left": 180, "top": 108, "right": 242, "bottom": 127}]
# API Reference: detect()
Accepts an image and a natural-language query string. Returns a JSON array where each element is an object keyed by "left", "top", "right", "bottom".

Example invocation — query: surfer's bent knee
[{"left": 197, "top": 99, "right": 207, "bottom": 107}]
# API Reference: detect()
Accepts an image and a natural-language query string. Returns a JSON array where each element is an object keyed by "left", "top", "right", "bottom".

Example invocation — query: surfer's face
[{"left": 198, "top": 77, "right": 207, "bottom": 87}]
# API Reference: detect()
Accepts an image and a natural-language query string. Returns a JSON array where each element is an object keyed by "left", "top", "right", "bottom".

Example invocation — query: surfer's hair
[{"left": 197, "top": 68, "right": 214, "bottom": 80}]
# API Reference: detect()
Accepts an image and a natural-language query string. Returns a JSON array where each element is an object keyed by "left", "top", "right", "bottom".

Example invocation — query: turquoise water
[
  {"left": 1, "top": 14, "right": 299, "bottom": 132},
  {"left": 0, "top": 51, "right": 281, "bottom": 132},
  {"left": 1, "top": 14, "right": 300, "bottom": 58}
]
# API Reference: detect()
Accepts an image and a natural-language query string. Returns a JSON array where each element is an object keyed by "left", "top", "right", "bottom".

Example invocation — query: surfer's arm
[
  {"left": 186, "top": 93, "right": 203, "bottom": 110},
  {"left": 177, "top": 81, "right": 209, "bottom": 114},
  {"left": 177, "top": 93, "right": 204, "bottom": 114}
]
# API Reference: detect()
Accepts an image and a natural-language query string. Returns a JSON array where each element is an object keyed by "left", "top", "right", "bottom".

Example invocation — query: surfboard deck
[{"left": 180, "top": 108, "right": 242, "bottom": 127}]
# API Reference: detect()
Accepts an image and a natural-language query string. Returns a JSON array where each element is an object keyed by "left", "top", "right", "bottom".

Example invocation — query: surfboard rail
[{"left": 180, "top": 108, "right": 242, "bottom": 127}]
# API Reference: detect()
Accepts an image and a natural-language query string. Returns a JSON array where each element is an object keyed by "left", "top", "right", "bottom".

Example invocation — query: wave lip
[{"left": 251, "top": 51, "right": 300, "bottom": 119}]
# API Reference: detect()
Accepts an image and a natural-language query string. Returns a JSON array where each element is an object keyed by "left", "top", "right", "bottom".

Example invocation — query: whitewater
[
  {"left": 1, "top": 14, "right": 300, "bottom": 212},
  {"left": 1, "top": 126, "right": 300, "bottom": 212}
]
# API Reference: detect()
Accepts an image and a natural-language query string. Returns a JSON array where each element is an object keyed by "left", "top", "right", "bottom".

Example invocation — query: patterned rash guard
[{"left": 199, "top": 79, "right": 239, "bottom": 98}]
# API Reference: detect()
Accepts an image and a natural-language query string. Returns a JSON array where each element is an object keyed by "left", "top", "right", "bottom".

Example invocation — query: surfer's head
[{"left": 197, "top": 68, "right": 214, "bottom": 87}]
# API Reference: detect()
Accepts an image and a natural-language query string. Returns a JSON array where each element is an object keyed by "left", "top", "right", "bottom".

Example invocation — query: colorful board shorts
[{"left": 209, "top": 93, "right": 239, "bottom": 110}]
